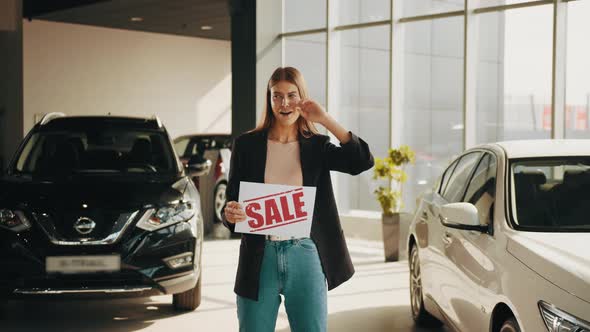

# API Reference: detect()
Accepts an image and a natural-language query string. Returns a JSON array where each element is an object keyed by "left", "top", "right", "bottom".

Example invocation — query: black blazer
[{"left": 222, "top": 129, "right": 374, "bottom": 301}]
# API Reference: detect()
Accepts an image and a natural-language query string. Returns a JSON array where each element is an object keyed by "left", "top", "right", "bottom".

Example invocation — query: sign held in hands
[{"left": 235, "top": 181, "right": 316, "bottom": 238}]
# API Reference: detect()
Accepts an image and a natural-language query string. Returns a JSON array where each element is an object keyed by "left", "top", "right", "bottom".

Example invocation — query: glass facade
[
  {"left": 566, "top": 0, "right": 590, "bottom": 139},
  {"left": 402, "top": 16, "right": 464, "bottom": 210},
  {"left": 284, "top": 0, "right": 326, "bottom": 32},
  {"left": 401, "top": 0, "right": 463, "bottom": 17},
  {"left": 338, "top": 0, "right": 390, "bottom": 25},
  {"left": 476, "top": 6, "right": 553, "bottom": 143},
  {"left": 336, "top": 26, "right": 390, "bottom": 212},
  {"left": 258, "top": 0, "right": 579, "bottom": 215},
  {"left": 284, "top": 33, "right": 327, "bottom": 107}
]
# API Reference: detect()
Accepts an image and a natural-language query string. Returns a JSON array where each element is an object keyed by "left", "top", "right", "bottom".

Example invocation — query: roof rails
[
  {"left": 151, "top": 115, "right": 163, "bottom": 128},
  {"left": 39, "top": 112, "right": 66, "bottom": 125}
]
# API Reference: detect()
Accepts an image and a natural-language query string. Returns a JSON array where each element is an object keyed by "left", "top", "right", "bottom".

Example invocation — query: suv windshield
[
  {"left": 511, "top": 157, "right": 590, "bottom": 232},
  {"left": 14, "top": 124, "right": 176, "bottom": 176}
]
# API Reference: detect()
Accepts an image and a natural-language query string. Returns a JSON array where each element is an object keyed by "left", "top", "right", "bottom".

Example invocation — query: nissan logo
[{"left": 74, "top": 217, "right": 96, "bottom": 235}]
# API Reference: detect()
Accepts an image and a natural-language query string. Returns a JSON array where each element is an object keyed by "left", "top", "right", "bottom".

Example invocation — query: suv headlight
[
  {"left": 136, "top": 201, "right": 197, "bottom": 232},
  {"left": 539, "top": 301, "right": 590, "bottom": 332},
  {"left": 0, "top": 209, "right": 32, "bottom": 232}
]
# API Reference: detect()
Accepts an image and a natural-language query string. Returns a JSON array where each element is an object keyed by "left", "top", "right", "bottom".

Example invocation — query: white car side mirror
[{"left": 441, "top": 202, "right": 480, "bottom": 227}]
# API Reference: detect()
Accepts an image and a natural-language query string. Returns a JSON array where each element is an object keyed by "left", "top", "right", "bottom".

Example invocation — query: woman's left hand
[{"left": 295, "top": 99, "right": 329, "bottom": 125}]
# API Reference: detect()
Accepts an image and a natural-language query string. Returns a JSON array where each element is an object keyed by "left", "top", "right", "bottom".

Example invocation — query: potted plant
[{"left": 373, "top": 145, "right": 415, "bottom": 262}]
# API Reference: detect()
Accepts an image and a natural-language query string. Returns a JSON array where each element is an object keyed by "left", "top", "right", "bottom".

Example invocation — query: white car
[{"left": 407, "top": 140, "right": 590, "bottom": 332}]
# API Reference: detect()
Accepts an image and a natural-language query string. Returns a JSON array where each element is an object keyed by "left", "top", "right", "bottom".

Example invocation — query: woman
[{"left": 222, "top": 67, "right": 374, "bottom": 332}]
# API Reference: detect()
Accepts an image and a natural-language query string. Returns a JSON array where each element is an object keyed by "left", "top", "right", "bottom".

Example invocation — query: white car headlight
[
  {"left": 136, "top": 201, "right": 197, "bottom": 232},
  {"left": 539, "top": 301, "right": 590, "bottom": 332},
  {"left": 0, "top": 209, "right": 32, "bottom": 232}
]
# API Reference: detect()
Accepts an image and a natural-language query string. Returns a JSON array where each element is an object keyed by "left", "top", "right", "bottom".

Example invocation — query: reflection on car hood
[
  {"left": 507, "top": 232, "right": 590, "bottom": 303},
  {"left": 0, "top": 175, "right": 188, "bottom": 210}
]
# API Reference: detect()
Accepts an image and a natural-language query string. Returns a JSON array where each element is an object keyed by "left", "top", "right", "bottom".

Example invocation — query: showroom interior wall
[
  {"left": 23, "top": 19, "right": 232, "bottom": 140},
  {"left": 259, "top": 0, "right": 590, "bottom": 216}
]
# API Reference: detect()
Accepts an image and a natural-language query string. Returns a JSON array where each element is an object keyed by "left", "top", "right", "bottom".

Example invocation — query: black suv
[{"left": 0, "top": 114, "right": 204, "bottom": 311}]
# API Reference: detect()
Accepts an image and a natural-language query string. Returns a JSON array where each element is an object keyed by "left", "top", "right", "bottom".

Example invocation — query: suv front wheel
[{"left": 173, "top": 272, "right": 202, "bottom": 311}]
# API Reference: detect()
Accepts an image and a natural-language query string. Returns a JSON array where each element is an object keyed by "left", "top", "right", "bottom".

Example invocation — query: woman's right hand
[{"left": 224, "top": 201, "right": 247, "bottom": 224}]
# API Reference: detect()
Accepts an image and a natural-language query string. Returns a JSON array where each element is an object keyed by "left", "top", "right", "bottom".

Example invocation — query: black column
[
  {"left": 0, "top": 0, "right": 23, "bottom": 172},
  {"left": 230, "top": 0, "right": 257, "bottom": 139}
]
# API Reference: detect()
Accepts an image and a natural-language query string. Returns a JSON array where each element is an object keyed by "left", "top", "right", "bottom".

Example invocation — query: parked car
[
  {"left": 407, "top": 140, "right": 590, "bottom": 332},
  {"left": 174, "top": 134, "right": 232, "bottom": 239},
  {"left": 0, "top": 113, "right": 207, "bottom": 311}
]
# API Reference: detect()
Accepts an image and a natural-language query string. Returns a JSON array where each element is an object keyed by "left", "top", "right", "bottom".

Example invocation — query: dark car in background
[
  {"left": 0, "top": 114, "right": 205, "bottom": 311},
  {"left": 174, "top": 134, "right": 232, "bottom": 239}
]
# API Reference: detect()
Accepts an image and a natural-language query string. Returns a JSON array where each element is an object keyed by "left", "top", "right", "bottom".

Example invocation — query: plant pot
[{"left": 382, "top": 213, "right": 400, "bottom": 262}]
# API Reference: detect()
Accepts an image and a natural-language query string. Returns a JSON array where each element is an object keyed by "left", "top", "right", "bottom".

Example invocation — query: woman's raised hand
[
  {"left": 295, "top": 99, "right": 329, "bottom": 125},
  {"left": 224, "top": 201, "right": 247, "bottom": 224}
]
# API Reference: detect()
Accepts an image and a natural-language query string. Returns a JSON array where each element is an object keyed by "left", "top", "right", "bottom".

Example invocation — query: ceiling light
[
  {"left": 130, "top": 17, "right": 143, "bottom": 22},
  {"left": 201, "top": 25, "right": 213, "bottom": 31}
]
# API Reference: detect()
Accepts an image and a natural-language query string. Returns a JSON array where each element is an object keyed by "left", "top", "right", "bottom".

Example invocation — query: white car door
[
  {"left": 440, "top": 152, "right": 498, "bottom": 331},
  {"left": 431, "top": 151, "right": 483, "bottom": 330},
  {"left": 415, "top": 158, "right": 460, "bottom": 310}
]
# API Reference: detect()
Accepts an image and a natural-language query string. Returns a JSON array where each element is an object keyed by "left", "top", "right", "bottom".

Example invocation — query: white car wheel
[
  {"left": 409, "top": 245, "right": 442, "bottom": 327},
  {"left": 499, "top": 317, "right": 520, "bottom": 332},
  {"left": 214, "top": 182, "right": 226, "bottom": 223}
]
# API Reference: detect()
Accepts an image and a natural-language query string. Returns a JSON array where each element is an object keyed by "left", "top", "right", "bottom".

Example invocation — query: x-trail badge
[{"left": 74, "top": 217, "right": 96, "bottom": 235}]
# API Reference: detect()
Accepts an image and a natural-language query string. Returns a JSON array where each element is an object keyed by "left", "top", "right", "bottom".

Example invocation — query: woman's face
[{"left": 270, "top": 80, "right": 301, "bottom": 127}]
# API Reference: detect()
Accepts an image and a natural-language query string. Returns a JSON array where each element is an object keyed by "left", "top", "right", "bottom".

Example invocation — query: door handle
[
  {"left": 419, "top": 211, "right": 428, "bottom": 222},
  {"left": 442, "top": 230, "right": 453, "bottom": 245}
]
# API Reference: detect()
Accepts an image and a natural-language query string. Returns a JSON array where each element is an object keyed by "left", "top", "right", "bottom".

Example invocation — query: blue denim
[{"left": 237, "top": 238, "right": 327, "bottom": 332}]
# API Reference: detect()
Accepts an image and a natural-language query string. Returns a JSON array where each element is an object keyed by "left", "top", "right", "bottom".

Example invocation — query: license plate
[{"left": 46, "top": 255, "right": 121, "bottom": 274}]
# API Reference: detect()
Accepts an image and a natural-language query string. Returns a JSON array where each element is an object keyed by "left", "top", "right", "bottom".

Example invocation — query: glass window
[
  {"left": 442, "top": 152, "right": 482, "bottom": 203},
  {"left": 338, "top": 0, "right": 390, "bottom": 26},
  {"left": 401, "top": 0, "right": 463, "bottom": 18},
  {"left": 476, "top": 5, "right": 553, "bottom": 144},
  {"left": 565, "top": 0, "right": 590, "bottom": 139},
  {"left": 511, "top": 157, "right": 590, "bottom": 232},
  {"left": 476, "top": 0, "right": 546, "bottom": 9},
  {"left": 16, "top": 127, "right": 175, "bottom": 175},
  {"left": 463, "top": 153, "right": 497, "bottom": 225},
  {"left": 284, "top": 0, "right": 326, "bottom": 32},
  {"left": 402, "top": 16, "right": 464, "bottom": 211},
  {"left": 336, "top": 25, "right": 390, "bottom": 212},
  {"left": 174, "top": 137, "right": 189, "bottom": 157},
  {"left": 439, "top": 159, "right": 459, "bottom": 195},
  {"left": 284, "top": 33, "right": 327, "bottom": 107}
]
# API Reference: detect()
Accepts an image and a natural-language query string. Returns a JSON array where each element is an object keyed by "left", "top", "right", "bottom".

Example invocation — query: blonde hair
[{"left": 252, "top": 67, "right": 319, "bottom": 138}]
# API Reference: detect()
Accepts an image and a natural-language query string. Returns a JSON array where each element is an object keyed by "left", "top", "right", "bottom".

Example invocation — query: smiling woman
[{"left": 222, "top": 66, "right": 375, "bottom": 332}]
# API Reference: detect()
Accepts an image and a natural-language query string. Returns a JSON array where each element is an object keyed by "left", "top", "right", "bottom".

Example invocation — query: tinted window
[
  {"left": 15, "top": 127, "right": 175, "bottom": 175},
  {"left": 512, "top": 157, "right": 590, "bottom": 231},
  {"left": 174, "top": 138, "right": 190, "bottom": 157},
  {"left": 442, "top": 152, "right": 482, "bottom": 203},
  {"left": 464, "top": 153, "right": 497, "bottom": 225},
  {"left": 439, "top": 159, "right": 459, "bottom": 195},
  {"left": 187, "top": 136, "right": 232, "bottom": 156}
]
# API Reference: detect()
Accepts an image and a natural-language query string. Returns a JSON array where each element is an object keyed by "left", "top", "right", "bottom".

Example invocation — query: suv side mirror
[{"left": 186, "top": 154, "right": 212, "bottom": 177}]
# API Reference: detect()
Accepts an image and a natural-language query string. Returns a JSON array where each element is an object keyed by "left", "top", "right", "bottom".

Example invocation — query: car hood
[
  {"left": 507, "top": 232, "right": 590, "bottom": 303},
  {"left": 0, "top": 174, "right": 188, "bottom": 211}
]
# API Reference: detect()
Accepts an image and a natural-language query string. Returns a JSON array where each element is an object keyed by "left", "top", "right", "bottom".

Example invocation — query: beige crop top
[{"left": 264, "top": 140, "right": 303, "bottom": 186}]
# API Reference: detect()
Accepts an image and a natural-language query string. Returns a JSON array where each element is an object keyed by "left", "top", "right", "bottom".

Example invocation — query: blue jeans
[{"left": 237, "top": 238, "right": 327, "bottom": 332}]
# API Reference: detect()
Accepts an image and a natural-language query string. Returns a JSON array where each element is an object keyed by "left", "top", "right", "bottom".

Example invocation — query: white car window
[
  {"left": 439, "top": 159, "right": 459, "bottom": 195},
  {"left": 512, "top": 157, "right": 590, "bottom": 231},
  {"left": 463, "top": 153, "right": 497, "bottom": 225},
  {"left": 442, "top": 152, "right": 482, "bottom": 203}
]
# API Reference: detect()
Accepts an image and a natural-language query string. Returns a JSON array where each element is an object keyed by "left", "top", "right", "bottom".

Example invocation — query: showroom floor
[{"left": 0, "top": 238, "right": 447, "bottom": 332}]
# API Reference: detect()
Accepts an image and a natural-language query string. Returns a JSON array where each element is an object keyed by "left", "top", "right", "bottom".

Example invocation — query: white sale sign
[{"left": 234, "top": 181, "right": 316, "bottom": 238}]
